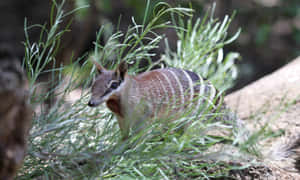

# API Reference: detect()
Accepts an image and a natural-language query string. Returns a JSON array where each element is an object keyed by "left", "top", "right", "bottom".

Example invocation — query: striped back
[{"left": 132, "top": 68, "right": 218, "bottom": 119}]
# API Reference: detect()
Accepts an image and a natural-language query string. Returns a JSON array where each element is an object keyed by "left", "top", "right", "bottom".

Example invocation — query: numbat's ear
[
  {"left": 116, "top": 61, "right": 128, "bottom": 80},
  {"left": 92, "top": 60, "right": 104, "bottom": 74}
]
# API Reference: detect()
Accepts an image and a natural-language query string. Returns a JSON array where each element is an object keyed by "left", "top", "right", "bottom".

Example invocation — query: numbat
[{"left": 88, "top": 61, "right": 219, "bottom": 139}]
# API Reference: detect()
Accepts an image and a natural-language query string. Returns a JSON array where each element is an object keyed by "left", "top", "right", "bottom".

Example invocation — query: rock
[
  {"left": 225, "top": 56, "right": 300, "bottom": 178},
  {"left": 226, "top": 56, "right": 300, "bottom": 120}
]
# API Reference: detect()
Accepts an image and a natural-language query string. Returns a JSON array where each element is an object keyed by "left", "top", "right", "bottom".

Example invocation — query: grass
[
  {"left": 163, "top": 3, "right": 241, "bottom": 91},
  {"left": 17, "top": 1, "right": 263, "bottom": 179}
]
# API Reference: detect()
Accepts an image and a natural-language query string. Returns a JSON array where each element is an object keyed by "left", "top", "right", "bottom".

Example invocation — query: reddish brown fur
[{"left": 106, "top": 97, "right": 122, "bottom": 118}]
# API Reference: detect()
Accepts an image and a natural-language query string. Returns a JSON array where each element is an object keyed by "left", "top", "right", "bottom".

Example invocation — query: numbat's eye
[{"left": 110, "top": 82, "right": 119, "bottom": 89}]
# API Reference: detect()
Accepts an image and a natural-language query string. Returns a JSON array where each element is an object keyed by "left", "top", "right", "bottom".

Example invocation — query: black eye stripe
[
  {"left": 110, "top": 82, "right": 119, "bottom": 89},
  {"left": 101, "top": 81, "right": 120, "bottom": 97},
  {"left": 99, "top": 80, "right": 124, "bottom": 99},
  {"left": 101, "top": 89, "right": 112, "bottom": 97},
  {"left": 108, "top": 80, "right": 118, "bottom": 87},
  {"left": 108, "top": 80, "right": 121, "bottom": 90}
]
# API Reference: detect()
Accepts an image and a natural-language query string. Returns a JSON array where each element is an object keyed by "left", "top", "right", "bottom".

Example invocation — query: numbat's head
[{"left": 88, "top": 61, "right": 127, "bottom": 107}]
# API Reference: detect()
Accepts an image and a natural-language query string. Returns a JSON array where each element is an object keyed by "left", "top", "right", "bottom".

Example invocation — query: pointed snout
[
  {"left": 88, "top": 98, "right": 103, "bottom": 107},
  {"left": 88, "top": 100, "right": 97, "bottom": 107}
]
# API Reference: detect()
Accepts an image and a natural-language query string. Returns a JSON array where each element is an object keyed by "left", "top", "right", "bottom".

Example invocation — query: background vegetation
[{"left": 0, "top": 0, "right": 299, "bottom": 91}]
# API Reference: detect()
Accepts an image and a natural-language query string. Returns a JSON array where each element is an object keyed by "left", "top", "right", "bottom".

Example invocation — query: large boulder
[{"left": 225, "top": 56, "right": 300, "bottom": 179}]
